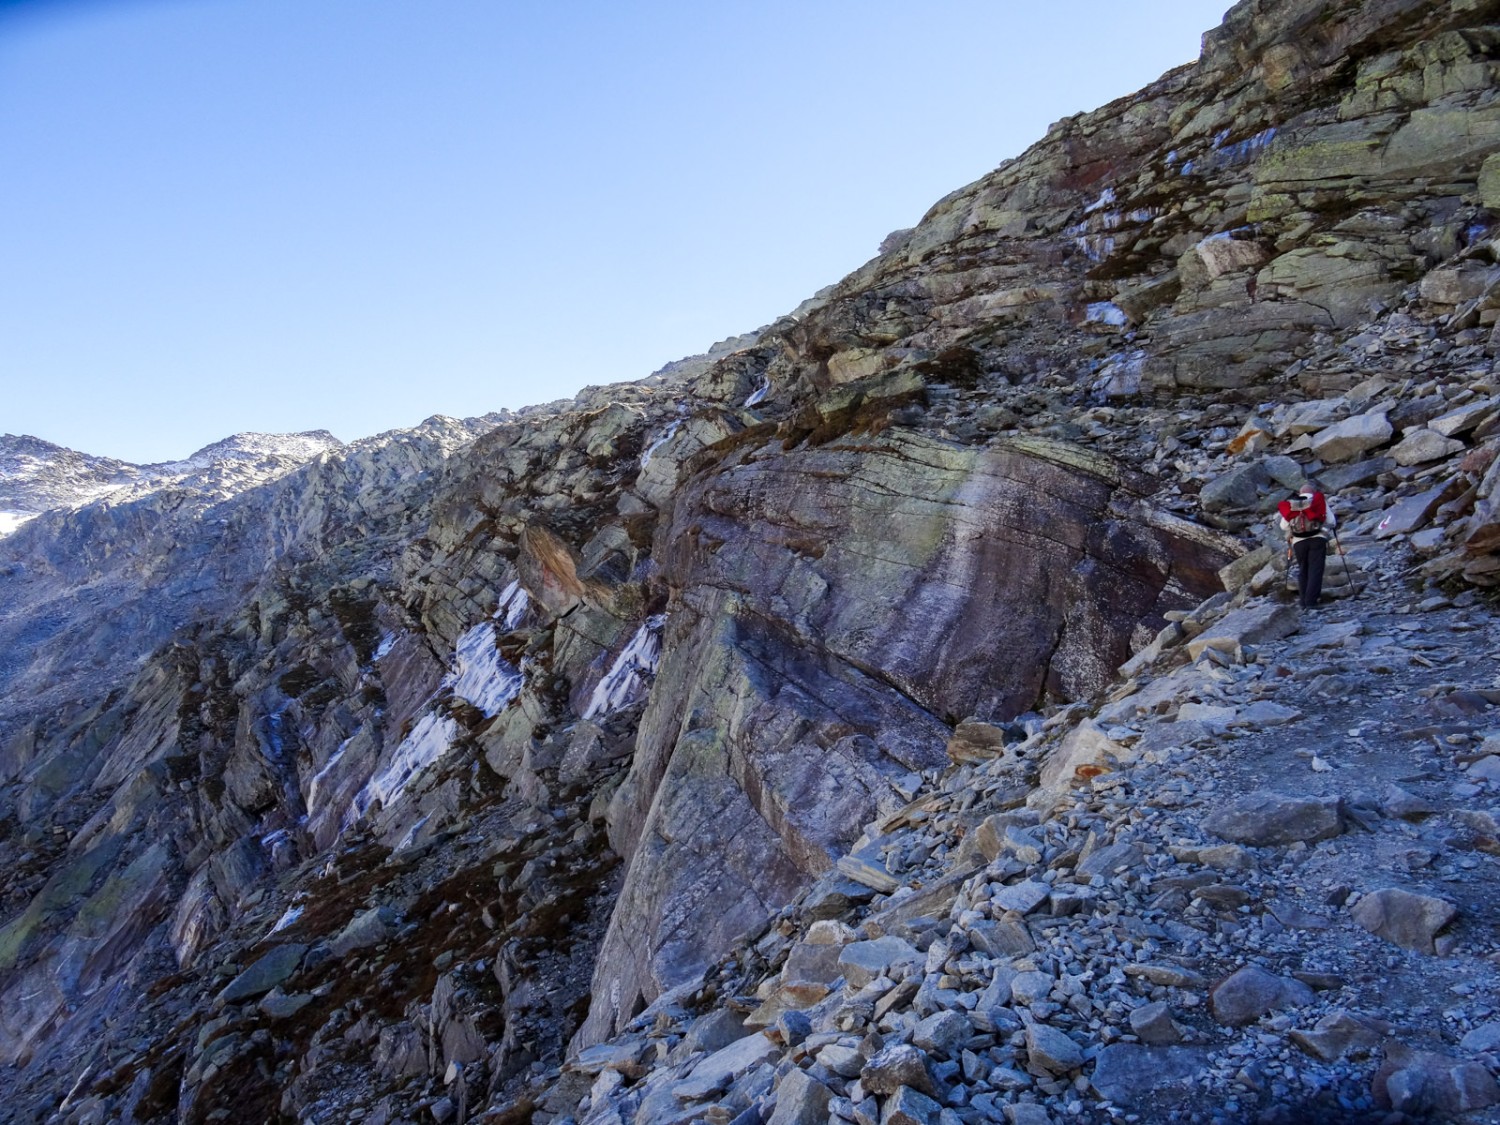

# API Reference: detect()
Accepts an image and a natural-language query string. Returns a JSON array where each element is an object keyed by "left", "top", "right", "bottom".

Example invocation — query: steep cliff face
[{"left": 3, "top": 0, "right": 1500, "bottom": 1121}]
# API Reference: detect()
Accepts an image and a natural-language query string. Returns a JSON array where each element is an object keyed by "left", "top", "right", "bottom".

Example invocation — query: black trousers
[{"left": 1293, "top": 536, "right": 1327, "bottom": 607}]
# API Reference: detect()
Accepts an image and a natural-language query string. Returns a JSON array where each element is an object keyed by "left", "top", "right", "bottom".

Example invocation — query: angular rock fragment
[
  {"left": 217, "top": 943, "right": 307, "bottom": 1004},
  {"left": 1202, "top": 792, "right": 1342, "bottom": 846},
  {"left": 838, "top": 937, "right": 923, "bottom": 989},
  {"left": 1024, "top": 1023, "right": 1083, "bottom": 1075},
  {"left": 1350, "top": 888, "right": 1458, "bottom": 953},
  {"left": 1210, "top": 964, "right": 1315, "bottom": 1026},
  {"left": 882, "top": 1085, "right": 943, "bottom": 1125},
  {"left": 767, "top": 1068, "right": 832, "bottom": 1125},
  {"left": 860, "top": 1043, "right": 939, "bottom": 1097},
  {"left": 1128, "top": 1001, "right": 1185, "bottom": 1045}
]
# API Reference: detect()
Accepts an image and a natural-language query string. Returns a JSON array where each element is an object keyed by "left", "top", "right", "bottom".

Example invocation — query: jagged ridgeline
[{"left": 4, "top": 0, "right": 1500, "bottom": 1121}]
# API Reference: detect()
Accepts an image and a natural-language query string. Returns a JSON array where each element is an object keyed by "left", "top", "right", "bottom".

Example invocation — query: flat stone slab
[
  {"left": 1089, "top": 1044, "right": 1212, "bottom": 1105},
  {"left": 1351, "top": 887, "right": 1458, "bottom": 953},
  {"left": 1211, "top": 964, "right": 1315, "bottom": 1026},
  {"left": 218, "top": 943, "right": 307, "bottom": 1004},
  {"left": 1202, "top": 791, "right": 1343, "bottom": 846},
  {"left": 1186, "top": 603, "right": 1299, "bottom": 660},
  {"left": 838, "top": 936, "right": 922, "bottom": 988}
]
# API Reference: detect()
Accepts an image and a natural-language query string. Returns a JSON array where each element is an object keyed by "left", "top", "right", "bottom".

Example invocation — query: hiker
[{"left": 1278, "top": 484, "right": 1336, "bottom": 608}]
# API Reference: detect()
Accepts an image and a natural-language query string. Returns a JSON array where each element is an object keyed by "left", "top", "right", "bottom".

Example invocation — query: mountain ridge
[{"left": 3, "top": 1, "right": 1500, "bottom": 1122}]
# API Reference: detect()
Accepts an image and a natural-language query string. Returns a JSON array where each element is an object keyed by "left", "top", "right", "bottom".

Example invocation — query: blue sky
[{"left": 1, "top": 0, "right": 1229, "bottom": 463}]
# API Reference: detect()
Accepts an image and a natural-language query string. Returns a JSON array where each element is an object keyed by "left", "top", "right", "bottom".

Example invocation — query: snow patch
[
  {"left": 446, "top": 621, "right": 524, "bottom": 718},
  {"left": 1084, "top": 187, "right": 1116, "bottom": 213},
  {"left": 373, "top": 631, "right": 397, "bottom": 661},
  {"left": 269, "top": 904, "right": 304, "bottom": 935},
  {"left": 584, "top": 615, "right": 667, "bottom": 720},
  {"left": 1086, "top": 302, "right": 1128, "bottom": 327},
  {"left": 0, "top": 510, "right": 37, "bottom": 537},
  {"left": 495, "top": 580, "right": 529, "bottom": 629},
  {"left": 352, "top": 712, "right": 457, "bottom": 819},
  {"left": 743, "top": 376, "right": 771, "bottom": 408}
]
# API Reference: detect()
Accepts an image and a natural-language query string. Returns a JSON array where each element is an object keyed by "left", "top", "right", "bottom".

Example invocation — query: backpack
[{"left": 1280, "top": 492, "right": 1327, "bottom": 537}]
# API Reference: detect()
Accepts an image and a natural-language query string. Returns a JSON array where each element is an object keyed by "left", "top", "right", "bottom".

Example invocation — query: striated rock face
[{"left": 1, "top": 0, "right": 1500, "bottom": 1121}]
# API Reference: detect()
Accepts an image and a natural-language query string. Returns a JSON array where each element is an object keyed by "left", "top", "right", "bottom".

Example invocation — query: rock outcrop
[{"left": 3, "top": 0, "right": 1500, "bottom": 1122}]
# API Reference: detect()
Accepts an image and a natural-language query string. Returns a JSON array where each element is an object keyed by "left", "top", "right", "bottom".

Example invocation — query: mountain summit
[{"left": 4, "top": 1, "right": 1500, "bottom": 1122}]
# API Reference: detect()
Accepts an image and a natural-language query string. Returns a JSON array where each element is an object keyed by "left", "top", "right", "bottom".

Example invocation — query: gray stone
[
  {"left": 330, "top": 906, "right": 396, "bottom": 958},
  {"left": 1128, "top": 1001, "right": 1184, "bottom": 1045},
  {"left": 1461, "top": 1021, "right": 1500, "bottom": 1054},
  {"left": 1380, "top": 1044, "right": 1500, "bottom": 1116},
  {"left": 1089, "top": 1045, "right": 1212, "bottom": 1106},
  {"left": 1023, "top": 1023, "right": 1083, "bottom": 1075},
  {"left": 1351, "top": 888, "right": 1458, "bottom": 954},
  {"left": 992, "top": 880, "right": 1050, "bottom": 915},
  {"left": 1309, "top": 410, "right": 1393, "bottom": 463},
  {"left": 1010, "top": 971, "right": 1054, "bottom": 1006},
  {"left": 1390, "top": 429, "right": 1465, "bottom": 467},
  {"left": 1003, "top": 1107, "right": 1053, "bottom": 1125},
  {"left": 256, "top": 988, "right": 313, "bottom": 1020},
  {"left": 1185, "top": 602, "right": 1299, "bottom": 660},
  {"left": 912, "top": 1010, "right": 970, "bottom": 1058},
  {"left": 838, "top": 937, "right": 923, "bottom": 988},
  {"left": 767, "top": 1068, "right": 832, "bottom": 1125},
  {"left": 880, "top": 1085, "right": 943, "bottom": 1125},
  {"left": 1202, "top": 791, "right": 1342, "bottom": 846},
  {"left": 967, "top": 918, "right": 1035, "bottom": 958},
  {"left": 861, "top": 1043, "right": 939, "bottom": 1098},
  {"left": 1210, "top": 964, "right": 1315, "bottom": 1026},
  {"left": 1290, "top": 1010, "right": 1388, "bottom": 1061},
  {"left": 217, "top": 943, "right": 307, "bottom": 1004}
]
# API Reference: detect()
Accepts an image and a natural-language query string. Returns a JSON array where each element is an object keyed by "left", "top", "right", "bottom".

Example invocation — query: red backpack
[{"left": 1279, "top": 492, "right": 1326, "bottom": 536}]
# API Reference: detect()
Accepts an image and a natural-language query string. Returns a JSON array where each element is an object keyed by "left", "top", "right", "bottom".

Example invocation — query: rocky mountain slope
[
  {"left": 0, "top": 430, "right": 346, "bottom": 535},
  {"left": 4, "top": 0, "right": 1500, "bottom": 1122}
]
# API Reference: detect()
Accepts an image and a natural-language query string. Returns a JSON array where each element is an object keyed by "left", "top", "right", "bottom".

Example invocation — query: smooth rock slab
[
  {"left": 992, "top": 880, "right": 1050, "bottom": 915},
  {"left": 1309, "top": 410, "right": 1392, "bottom": 463},
  {"left": 1211, "top": 964, "right": 1315, "bottom": 1026},
  {"left": 1202, "top": 791, "right": 1342, "bottom": 846},
  {"left": 1351, "top": 888, "right": 1458, "bottom": 954},
  {"left": 1390, "top": 429, "right": 1465, "bottom": 467},
  {"left": 1185, "top": 602, "right": 1299, "bottom": 660},
  {"left": 1089, "top": 1044, "right": 1212, "bottom": 1106},
  {"left": 218, "top": 943, "right": 307, "bottom": 1004}
]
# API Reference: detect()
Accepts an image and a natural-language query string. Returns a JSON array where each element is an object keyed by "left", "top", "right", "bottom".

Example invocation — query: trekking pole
[{"left": 1331, "top": 526, "right": 1360, "bottom": 599}]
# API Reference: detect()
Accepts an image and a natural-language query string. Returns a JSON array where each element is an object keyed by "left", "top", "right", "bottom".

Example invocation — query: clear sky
[{"left": 2, "top": 0, "right": 1230, "bottom": 464}]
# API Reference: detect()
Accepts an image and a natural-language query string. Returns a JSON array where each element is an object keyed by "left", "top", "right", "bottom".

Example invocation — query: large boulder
[{"left": 576, "top": 432, "right": 1238, "bottom": 1047}]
